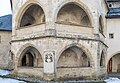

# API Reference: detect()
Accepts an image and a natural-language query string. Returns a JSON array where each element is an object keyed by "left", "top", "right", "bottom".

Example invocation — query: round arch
[
  {"left": 107, "top": 51, "right": 120, "bottom": 73},
  {"left": 56, "top": 44, "right": 94, "bottom": 67},
  {"left": 54, "top": 0, "right": 94, "bottom": 27},
  {"left": 16, "top": 43, "right": 43, "bottom": 67},
  {"left": 15, "top": 0, "right": 46, "bottom": 28},
  {"left": 107, "top": 51, "right": 120, "bottom": 65}
]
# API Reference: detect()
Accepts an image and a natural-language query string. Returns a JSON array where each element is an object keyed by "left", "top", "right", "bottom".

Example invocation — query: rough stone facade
[
  {"left": 0, "top": 31, "right": 11, "bottom": 69},
  {"left": 11, "top": 0, "right": 108, "bottom": 80}
]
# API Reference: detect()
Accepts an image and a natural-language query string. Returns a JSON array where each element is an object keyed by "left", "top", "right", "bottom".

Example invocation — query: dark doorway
[
  {"left": 107, "top": 58, "right": 112, "bottom": 73},
  {"left": 21, "top": 52, "right": 34, "bottom": 67}
]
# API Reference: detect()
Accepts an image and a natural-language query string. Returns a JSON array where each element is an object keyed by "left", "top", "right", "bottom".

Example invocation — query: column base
[{"left": 43, "top": 73, "right": 56, "bottom": 81}]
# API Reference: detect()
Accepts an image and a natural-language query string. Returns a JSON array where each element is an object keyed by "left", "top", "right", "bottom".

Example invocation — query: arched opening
[
  {"left": 57, "top": 46, "right": 90, "bottom": 68},
  {"left": 18, "top": 46, "right": 43, "bottom": 68},
  {"left": 99, "top": 16, "right": 104, "bottom": 34},
  {"left": 21, "top": 52, "right": 34, "bottom": 67},
  {"left": 56, "top": 3, "right": 91, "bottom": 27},
  {"left": 20, "top": 4, "right": 45, "bottom": 27},
  {"left": 58, "top": 46, "right": 90, "bottom": 67},
  {"left": 57, "top": 46, "right": 91, "bottom": 78},
  {"left": 107, "top": 53, "right": 120, "bottom": 73},
  {"left": 100, "top": 51, "right": 105, "bottom": 67}
]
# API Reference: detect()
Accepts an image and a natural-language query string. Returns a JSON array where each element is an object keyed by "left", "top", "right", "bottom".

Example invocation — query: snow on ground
[
  {"left": 0, "top": 78, "right": 26, "bottom": 83},
  {"left": 105, "top": 77, "right": 120, "bottom": 83},
  {"left": 0, "top": 70, "right": 11, "bottom": 76},
  {"left": 0, "top": 70, "right": 26, "bottom": 83}
]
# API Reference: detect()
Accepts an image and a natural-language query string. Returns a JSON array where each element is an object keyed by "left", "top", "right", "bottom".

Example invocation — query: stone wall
[
  {"left": 0, "top": 31, "right": 12, "bottom": 69},
  {"left": 107, "top": 19, "right": 120, "bottom": 64},
  {"left": 56, "top": 67, "right": 94, "bottom": 80},
  {"left": 16, "top": 67, "right": 43, "bottom": 78}
]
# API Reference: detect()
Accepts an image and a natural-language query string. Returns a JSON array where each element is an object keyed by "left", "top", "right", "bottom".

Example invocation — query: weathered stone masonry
[{"left": 11, "top": 0, "right": 108, "bottom": 80}]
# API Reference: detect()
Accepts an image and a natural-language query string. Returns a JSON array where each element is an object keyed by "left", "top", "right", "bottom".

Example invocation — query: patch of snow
[
  {"left": 0, "top": 70, "right": 26, "bottom": 83},
  {"left": 0, "top": 70, "right": 11, "bottom": 76},
  {"left": 105, "top": 77, "right": 120, "bottom": 83},
  {"left": 0, "top": 78, "right": 26, "bottom": 83}
]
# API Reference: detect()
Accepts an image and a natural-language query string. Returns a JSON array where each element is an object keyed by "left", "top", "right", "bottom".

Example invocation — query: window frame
[{"left": 109, "top": 33, "right": 114, "bottom": 39}]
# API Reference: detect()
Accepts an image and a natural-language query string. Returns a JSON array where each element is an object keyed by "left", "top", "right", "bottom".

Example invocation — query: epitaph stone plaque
[{"left": 44, "top": 51, "right": 55, "bottom": 74}]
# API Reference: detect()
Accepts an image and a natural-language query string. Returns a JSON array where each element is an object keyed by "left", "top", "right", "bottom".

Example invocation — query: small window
[
  {"left": 109, "top": 33, "right": 114, "bottom": 39},
  {"left": 109, "top": 4, "right": 112, "bottom": 7}
]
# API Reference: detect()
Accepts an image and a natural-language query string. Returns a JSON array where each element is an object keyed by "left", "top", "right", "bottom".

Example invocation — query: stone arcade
[{"left": 6, "top": 0, "right": 120, "bottom": 81}]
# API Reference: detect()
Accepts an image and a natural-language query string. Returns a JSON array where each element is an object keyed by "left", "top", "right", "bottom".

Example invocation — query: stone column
[
  {"left": 26, "top": 54, "right": 29, "bottom": 66},
  {"left": 45, "top": 1, "right": 56, "bottom": 37}
]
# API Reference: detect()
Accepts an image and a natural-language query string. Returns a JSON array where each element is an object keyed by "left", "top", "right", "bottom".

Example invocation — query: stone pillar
[
  {"left": 26, "top": 54, "right": 29, "bottom": 66},
  {"left": 45, "top": 1, "right": 56, "bottom": 37},
  {"left": 44, "top": 51, "right": 55, "bottom": 80}
]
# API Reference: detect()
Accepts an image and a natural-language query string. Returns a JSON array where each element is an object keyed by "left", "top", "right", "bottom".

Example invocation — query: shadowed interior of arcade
[{"left": 107, "top": 53, "right": 120, "bottom": 73}]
